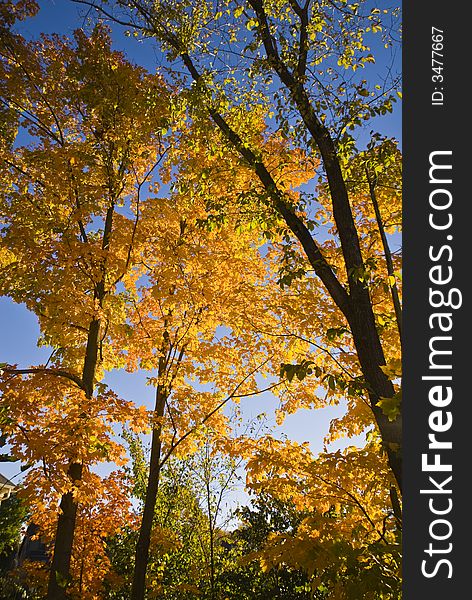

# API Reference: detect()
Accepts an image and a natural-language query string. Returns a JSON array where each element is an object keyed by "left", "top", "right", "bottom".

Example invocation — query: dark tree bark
[
  {"left": 130, "top": 351, "right": 168, "bottom": 600},
  {"left": 47, "top": 205, "right": 115, "bottom": 599},
  {"left": 366, "top": 169, "right": 403, "bottom": 346}
]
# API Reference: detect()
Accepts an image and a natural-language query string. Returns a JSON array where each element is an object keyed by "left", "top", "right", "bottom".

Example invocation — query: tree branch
[
  {"left": 1, "top": 367, "right": 85, "bottom": 390},
  {"left": 365, "top": 167, "right": 402, "bottom": 347}
]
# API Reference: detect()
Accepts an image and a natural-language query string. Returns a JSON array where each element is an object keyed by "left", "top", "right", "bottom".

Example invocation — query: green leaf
[
  {"left": 377, "top": 390, "right": 401, "bottom": 421},
  {"left": 55, "top": 571, "right": 71, "bottom": 589},
  {"left": 326, "top": 327, "right": 349, "bottom": 341},
  {"left": 279, "top": 360, "right": 320, "bottom": 382}
]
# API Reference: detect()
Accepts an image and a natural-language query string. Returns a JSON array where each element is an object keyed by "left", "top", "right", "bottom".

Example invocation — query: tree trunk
[
  {"left": 247, "top": 0, "right": 403, "bottom": 490},
  {"left": 130, "top": 381, "right": 167, "bottom": 600},
  {"left": 46, "top": 203, "right": 114, "bottom": 598},
  {"left": 367, "top": 172, "right": 403, "bottom": 346},
  {"left": 348, "top": 308, "right": 402, "bottom": 490},
  {"left": 46, "top": 463, "right": 82, "bottom": 600},
  {"left": 46, "top": 319, "right": 101, "bottom": 599}
]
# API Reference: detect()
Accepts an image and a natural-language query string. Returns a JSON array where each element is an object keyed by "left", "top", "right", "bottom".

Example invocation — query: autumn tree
[
  {"left": 221, "top": 494, "right": 314, "bottom": 599},
  {"left": 108, "top": 432, "right": 237, "bottom": 599},
  {"left": 74, "top": 75, "right": 320, "bottom": 597},
  {"left": 77, "top": 0, "right": 403, "bottom": 492},
  {"left": 0, "top": 17, "right": 170, "bottom": 598},
  {"left": 241, "top": 436, "right": 401, "bottom": 599}
]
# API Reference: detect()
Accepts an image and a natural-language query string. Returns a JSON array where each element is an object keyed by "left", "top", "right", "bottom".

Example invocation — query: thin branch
[
  {"left": 365, "top": 167, "right": 402, "bottom": 347},
  {"left": 1, "top": 367, "right": 84, "bottom": 390},
  {"left": 0, "top": 96, "right": 62, "bottom": 145},
  {"left": 73, "top": 0, "right": 148, "bottom": 31},
  {"left": 287, "top": 0, "right": 310, "bottom": 80},
  {"left": 312, "top": 471, "right": 389, "bottom": 544},
  {"left": 159, "top": 357, "right": 271, "bottom": 468}
]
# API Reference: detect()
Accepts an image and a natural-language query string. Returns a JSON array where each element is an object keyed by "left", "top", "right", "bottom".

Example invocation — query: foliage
[
  {"left": 95, "top": 0, "right": 403, "bottom": 496},
  {"left": 242, "top": 435, "right": 401, "bottom": 599},
  {"left": 0, "top": 493, "right": 27, "bottom": 572},
  {"left": 0, "top": 2, "right": 403, "bottom": 598},
  {"left": 220, "top": 494, "right": 315, "bottom": 599}
]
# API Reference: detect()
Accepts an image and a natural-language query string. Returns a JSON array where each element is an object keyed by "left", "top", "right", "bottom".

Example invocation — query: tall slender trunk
[
  {"left": 47, "top": 204, "right": 114, "bottom": 599},
  {"left": 204, "top": 453, "right": 215, "bottom": 600},
  {"left": 46, "top": 318, "right": 101, "bottom": 600},
  {"left": 131, "top": 361, "right": 167, "bottom": 600},
  {"left": 366, "top": 170, "right": 403, "bottom": 347}
]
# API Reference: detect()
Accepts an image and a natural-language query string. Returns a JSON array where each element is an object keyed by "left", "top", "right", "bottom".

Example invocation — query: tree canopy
[{"left": 0, "top": 1, "right": 401, "bottom": 598}]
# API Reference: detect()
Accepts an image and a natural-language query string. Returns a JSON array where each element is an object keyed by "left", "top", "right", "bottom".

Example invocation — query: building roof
[{"left": 0, "top": 472, "right": 15, "bottom": 488}]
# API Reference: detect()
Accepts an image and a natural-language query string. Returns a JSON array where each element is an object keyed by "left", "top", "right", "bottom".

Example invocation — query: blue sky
[{"left": 1, "top": 0, "right": 401, "bottom": 506}]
